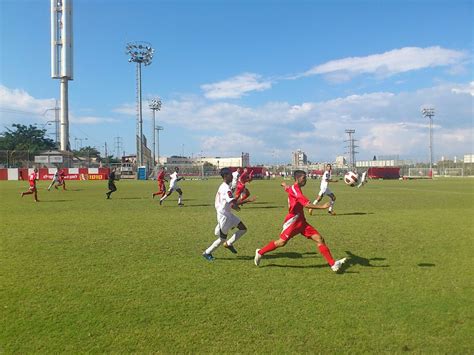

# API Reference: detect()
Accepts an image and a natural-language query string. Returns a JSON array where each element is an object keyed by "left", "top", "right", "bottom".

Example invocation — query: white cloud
[
  {"left": 200, "top": 133, "right": 265, "bottom": 156},
  {"left": 451, "top": 81, "right": 474, "bottom": 96},
  {"left": 0, "top": 85, "right": 118, "bottom": 126},
  {"left": 129, "top": 81, "right": 472, "bottom": 162},
  {"left": 70, "top": 116, "right": 119, "bottom": 124},
  {"left": 0, "top": 85, "right": 56, "bottom": 121},
  {"left": 201, "top": 73, "right": 273, "bottom": 99},
  {"left": 301, "top": 46, "right": 466, "bottom": 80},
  {"left": 113, "top": 103, "right": 136, "bottom": 116}
]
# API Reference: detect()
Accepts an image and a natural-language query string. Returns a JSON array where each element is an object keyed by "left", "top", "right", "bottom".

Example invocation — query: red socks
[
  {"left": 318, "top": 244, "right": 335, "bottom": 266},
  {"left": 259, "top": 241, "right": 277, "bottom": 255}
]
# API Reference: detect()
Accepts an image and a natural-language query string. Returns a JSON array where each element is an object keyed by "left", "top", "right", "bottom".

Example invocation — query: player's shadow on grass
[
  {"left": 219, "top": 252, "right": 316, "bottom": 263},
  {"left": 41, "top": 199, "right": 73, "bottom": 203},
  {"left": 340, "top": 251, "right": 389, "bottom": 273},
  {"left": 332, "top": 212, "right": 374, "bottom": 216},
  {"left": 248, "top": 205, "right": 281, "bottom": 209},
  {"left": 260, "top": 252, "right": 331, "bottom": 268},
  {"left": 418, "top": 263, "right": 436, "bottom": 267}
]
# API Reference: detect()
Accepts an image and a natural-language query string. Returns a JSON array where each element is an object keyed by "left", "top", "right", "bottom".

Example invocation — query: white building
[
  {"left": 463, "top": 154, "right": 474, "bottom": 163},
  {"left": 335, "top": 156, "right": 346, "bottom": 168},
  {"left": 292, "top": 149, "right": 307, "bottom": 167},
  {"left": 162, "top": 152, "right": 250, "bottom": 168}
]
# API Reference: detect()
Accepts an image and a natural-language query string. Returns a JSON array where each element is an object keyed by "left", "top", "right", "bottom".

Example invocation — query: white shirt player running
[
  {"left": 48, "top": 171, "right": 60, "bottom": 190},
  {"left": 231, "top": 170, "right": 240, "bottom": 191},
  {"left": 319, "top": 170, "right": 333, "bottom": 196},
  {"left": 168, "top": 171, "right": 180, "bottom": 191},
  {"left": 215, "top": 181, "right": 241, "bottom": 235}
]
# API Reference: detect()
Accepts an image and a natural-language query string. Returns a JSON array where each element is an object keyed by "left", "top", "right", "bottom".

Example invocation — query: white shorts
[
  {"left": 318, "top": 186, "right": 333, "bottom": 197},
  {"left": 168, "top": 184, "right": 180, "bottom": 192},
  {"left": 215, "top": 213, "right": 241, "bottom": 236}
]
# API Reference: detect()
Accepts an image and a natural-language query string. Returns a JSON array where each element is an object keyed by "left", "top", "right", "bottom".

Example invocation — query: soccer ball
[{"left": 344, "top": 171, "right": 359, "bottom": 187}]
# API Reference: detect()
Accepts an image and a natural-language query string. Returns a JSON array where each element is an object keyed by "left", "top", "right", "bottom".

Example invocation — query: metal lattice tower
[
  {"left": 114, "top": 137, "right": 123, "bottom": 160},
  {"left": 345, "top": 129, "right": 358, "bottom": 170}
]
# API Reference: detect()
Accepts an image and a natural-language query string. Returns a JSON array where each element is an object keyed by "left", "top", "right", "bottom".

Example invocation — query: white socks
[
  {"left": 329, "top": 200, "right": 335, "bottom": 211},
  {"left": 205, "top": 238, "right": 225, "bottom": 255},
  {"left": 227, "top": 229, "right": 246, "bottom": 245}
]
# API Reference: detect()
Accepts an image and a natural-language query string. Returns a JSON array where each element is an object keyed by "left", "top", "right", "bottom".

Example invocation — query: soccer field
[{"left": 1, "top": 177, "right": 473, "bottom": 353}]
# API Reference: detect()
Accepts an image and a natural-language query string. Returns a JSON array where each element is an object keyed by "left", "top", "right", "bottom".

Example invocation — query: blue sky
[{"left": 1, "top": 0, "right": 472, "bottom": 164}]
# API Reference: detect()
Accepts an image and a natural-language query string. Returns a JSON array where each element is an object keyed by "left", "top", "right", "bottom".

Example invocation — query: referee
[{"left": 106, "top": 168, "right": 117, "bottom": 199}]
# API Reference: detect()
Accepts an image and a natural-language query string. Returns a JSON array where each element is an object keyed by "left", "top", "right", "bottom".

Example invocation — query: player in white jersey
[
  {"left": 357, "top": 170, "right": 368, "bottom": 188},
  {"left": 47, "top": 171, "right": 60, "bottom": 191},
  {"left": 310, "top": 163, "right": 338, "bottom": 216},
  {"left": 230, "top": 167, "right": 241, "bottom": 192},
  {"left": 160, "top": 167, "right": 184, "bottom": 206},
  {"left": 202, "top": 167, "right": 255, "bottom": 261}
]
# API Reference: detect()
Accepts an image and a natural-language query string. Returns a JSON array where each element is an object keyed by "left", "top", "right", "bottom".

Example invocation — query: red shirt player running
[
  {"left": 152, "top": 167, "right": 167, "bottom": 199},
  {"left": 21, "top": 168, "right": 39, "bottom": 202},
  {"left": 254, "top": 169, "right": 347, "bottom": 272},
  {"left": 235, "top": 167, "right": 253, "bottom": 201},
  {"left": 56, "top": 170, "right": 67, "bottom": 190}
]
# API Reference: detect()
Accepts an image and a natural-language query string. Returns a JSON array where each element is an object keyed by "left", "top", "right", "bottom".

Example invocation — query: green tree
[
  {"left": 73, "top": 146, "right": 101, "bottom": 159},
  {"left": 0, "top": 124, "right": 56, "bottom": 155}
]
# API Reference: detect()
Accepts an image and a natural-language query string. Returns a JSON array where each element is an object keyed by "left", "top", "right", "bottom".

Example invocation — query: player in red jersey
[
  {"left": 55, "top": 169, "right": 67, "bottom": 190},
  {"left": 152, "top": 166, "right": 167, "bottom": 199},
  {"left": 235, "top": 167, "right": 254, "bottom": 202},
  {"left": 254, "top": 170, "right": 347, "bottom": 272},
  {"left": 21, "top": 168, "right": 39, "bottom": 202}
]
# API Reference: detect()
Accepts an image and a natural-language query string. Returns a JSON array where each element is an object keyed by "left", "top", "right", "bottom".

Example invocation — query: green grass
[{"left": 1, "top": 178, "right": 473, "bottom": 353}]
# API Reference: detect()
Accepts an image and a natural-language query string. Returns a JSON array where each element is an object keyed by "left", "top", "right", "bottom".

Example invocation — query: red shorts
[
  {"left": 235, "top": 182, "right": 245, "bottom": 197},
  {"left": 28, "top": 186, "right": 36, "bottom": 192},
  {"left": 279, "top": 215, "right": 319, "bottom": 241}
]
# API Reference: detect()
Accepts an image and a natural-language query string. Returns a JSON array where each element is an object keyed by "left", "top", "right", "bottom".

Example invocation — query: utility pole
[{"left": 104, "top": 141, "right": 108, "bottom": 167}]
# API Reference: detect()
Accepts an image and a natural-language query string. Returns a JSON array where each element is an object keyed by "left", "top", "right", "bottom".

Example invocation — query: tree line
[{"left": 0, "top": 124, "right": 118, "bottom": 162}]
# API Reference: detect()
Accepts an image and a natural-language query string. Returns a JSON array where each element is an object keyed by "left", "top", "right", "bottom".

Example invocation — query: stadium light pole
[
  {"left": 155, "top": 126, "right": 164, "bottom": 166},
  {"left": 149, "top": 98, "right": 162, "bottom": 166},
  {"left": 126, "top": 41, "right": 154, "bottom": 167},
  {"left": 422, "top": 107, "right": 435, "bottom": 178}
]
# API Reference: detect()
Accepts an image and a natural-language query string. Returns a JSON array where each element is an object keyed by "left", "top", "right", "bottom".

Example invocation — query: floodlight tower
[
  {"left": 126, "top": 41, "right": 154, "bottom": 166},
  {"left": 149, "top": 98, "right": 162, "bottom": 166},
  {"left": 345, "top": 129, "right": 358, "bottom": 170},
  {"left": 51, "top": 0, "right": 73, "bottom": 151},
  {"left": 155, "top": 126, "right": 164, "bottom": 166},
  {"left": 422, "top": 107, "right": 435, "bottom": 177}
]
